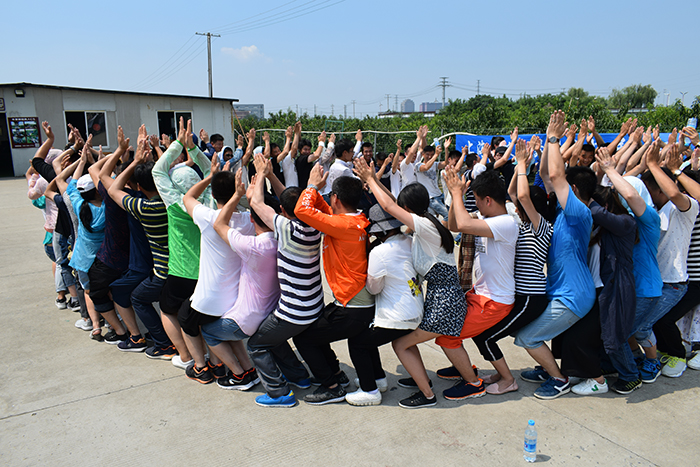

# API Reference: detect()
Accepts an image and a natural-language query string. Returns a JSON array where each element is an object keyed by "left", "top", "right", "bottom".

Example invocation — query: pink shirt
[{"left": 222, "top": 230, "right": 280, "bottom": 335}]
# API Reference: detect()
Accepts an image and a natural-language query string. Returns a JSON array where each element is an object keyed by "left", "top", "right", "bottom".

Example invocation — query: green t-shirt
[{"left": 167, "top": 203, "right": 201, "bottom": 279}]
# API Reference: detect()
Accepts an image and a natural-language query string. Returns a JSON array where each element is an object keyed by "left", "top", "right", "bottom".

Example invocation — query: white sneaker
[
  {"left": 345, "top": 389, "right": 382, "bottom": 406},
  {"left": 688, "top": 352, "right": 700, "bottom": 370},
  {"left": 571, "top": 378, "right": 608, "bottom": 396},
  {"left": 353, "top": 377, "right": 388, "bottom": 393},
  {"left": 172, "top": 355, "right": 194, "bottom": 370},
  {"left": 75, "top": 318, "right": 92, "bottom": 331},
  {"left": 661, "top": 356, "right": 687, "bottom": 377}
]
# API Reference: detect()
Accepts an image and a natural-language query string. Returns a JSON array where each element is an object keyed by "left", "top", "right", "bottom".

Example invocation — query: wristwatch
[
  {"left": 674, "top": 169, "right": 682, "bottom": 176},
  {"left": 548, "top": 136, "right": 559, "bottom": 144}
]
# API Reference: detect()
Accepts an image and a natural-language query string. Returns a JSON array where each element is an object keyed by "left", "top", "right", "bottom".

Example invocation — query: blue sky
[{"left": 3, "top": 0, "right": 699, "bottom": 118}]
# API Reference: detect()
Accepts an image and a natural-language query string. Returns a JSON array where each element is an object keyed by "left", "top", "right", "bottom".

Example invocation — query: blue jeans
[
  {"left": 130, "top": 275, "right": 172, "bottom": 347},
  {"left": 607, "top": 283, "right": 686, "bottom": 382},
  {"left": 201, "top": 318, "right": 249, "bottom": 347},
  {"left": 52, "top": 231, "right": 75, "bottom": 293},
  {"left": 514, "top": 299, "right": 580, "bottom": 349},
  {"left": 429, "top": 194, "right": 449, "bottom": 220}
]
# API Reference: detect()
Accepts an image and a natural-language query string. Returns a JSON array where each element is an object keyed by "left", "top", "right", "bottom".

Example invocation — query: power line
[{"left": 131, "top": 35, "right": 201, "bottom": 90}]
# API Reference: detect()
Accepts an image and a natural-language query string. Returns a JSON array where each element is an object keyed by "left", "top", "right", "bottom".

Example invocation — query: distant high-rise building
[
  {"left": 401, "top": 99, "right": 415, "bottom": 113},
  {"left": 233, "top": 104, "right": 265, "bottom": 119},
  {"left": 419, "top": 102, "right": 443, "bottom": 112}
]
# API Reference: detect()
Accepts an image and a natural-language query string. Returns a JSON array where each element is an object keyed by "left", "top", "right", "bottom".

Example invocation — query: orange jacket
[{"left": 294, "top": 187, "right": 370, "bottom": 306}]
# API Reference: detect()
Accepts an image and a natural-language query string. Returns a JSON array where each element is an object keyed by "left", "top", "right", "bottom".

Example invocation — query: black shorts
[
  {"left": 179, "top": 301, "right": 220, "bottom": 337},
  {"left": 88, "top": 258, "right": 123, "bottom": 313},
  {"left": 159, "top": 275, "right": 197, "bottom": 316}
]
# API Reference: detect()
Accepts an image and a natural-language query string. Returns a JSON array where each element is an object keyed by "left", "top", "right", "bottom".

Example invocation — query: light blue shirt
[{"left": 66, "top": 180, "right": 106, "bottom": 273}]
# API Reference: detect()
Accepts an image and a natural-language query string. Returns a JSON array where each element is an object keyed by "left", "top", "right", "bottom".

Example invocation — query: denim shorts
[
  {"left": 77, "top": 269, "right": 90, "bottom": 291},
  {"left": 201, "top": 318, "right": 249, "bottom": 347},
  {"left": 514, "top": 299, "right": 580, "bottom": 349}
]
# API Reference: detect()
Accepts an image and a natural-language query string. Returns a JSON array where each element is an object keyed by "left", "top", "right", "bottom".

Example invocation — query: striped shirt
[
  {"left": 514, "top": 218, "right": 552, "bottom": 295},
  {"left": 122, "top": 195, "right": 169, "bottom": 280},
  {"left": 687, "top": 215, "right": 700, "bottom": 281},
  {"left": 272, "top": 214, "right": 324, "bottom": 325},
  {"left": 463, "top": 169, "right": 478, "bottom": 212}
]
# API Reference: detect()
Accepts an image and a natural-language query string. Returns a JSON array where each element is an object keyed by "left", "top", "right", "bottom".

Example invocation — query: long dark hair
[
  {"left": 591, "top": 185, "right": 638, "bottom": 245},
  {"left": 517, "top": 185, "right": 558, "bottom": 224},
  {"left": 79, "top": 188, "right": 97, "bottom": 233},
  {"left": 397, "top": 183, "right": 454, "bottom": 254}
]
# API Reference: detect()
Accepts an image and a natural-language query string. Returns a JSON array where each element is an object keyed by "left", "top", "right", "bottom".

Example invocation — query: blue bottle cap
[{"left": 528, "top": 420, "right": 535, "bottom": 425}]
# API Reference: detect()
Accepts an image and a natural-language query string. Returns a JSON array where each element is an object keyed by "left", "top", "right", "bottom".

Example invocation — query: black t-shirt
[
  {"left": 487, "top": 160, "right": 515, "bottom": 200},
  {"left": 295, "top": 154, "right": 313, "bottom": 188}
]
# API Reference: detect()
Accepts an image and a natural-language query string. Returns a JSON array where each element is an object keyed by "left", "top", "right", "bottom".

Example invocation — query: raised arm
[
  {"left": 615, "top": 127, "right": 643, "bottom": 174},
  {"left": 354, "top": 158, "right": 415, "bottom": 230},
  {"left": 437, "top": 137, "right": 453, "bottom": 170},
  {"left": 108, "top": 138, "right": 149, "bottom": 207},
  {"left": 276, "top": 126, "right": 293, "bottom": 164},
  {"left": 289, "top": 121, "right": 301, "bottom": 160},
  {"left": 183, "top": 156, "right": 219, "bottom": 216},
  {"left": 514, "top": 139, "right": 541, "bottom": 230},
  {"left": 376, "top": 153, "right": 392, "bottom": 178},
  {"left": 213, "top": 175, "right": 244, "bottom": 243},
  {"left": 546, "top": 110, "right": 571, "bottom": 208},
  {"left": 588, "top": 116, "right": 605, "bottom": 147},
  {"left": 240, "top": 128, "right": 256, "bottom": 167},
  {"left": 646, "top": 141, "right": 691, "bottom": 211},
  {"left": 95, "top": 125, "right": 130, "bottom": 190},
  {"left": 494, "top": 130, "right": 517, "bottom": 169},
  {"left": 309, "top": 131, "right": 326, "bottom": 163},
  {"left": 625, "top": 126, "right": 652, "bottom": 172},
  {"left": 443, "top": 167, "right": 494, "bottom": 237},
  {"left": 666, "top": 142, "right": 700, "bottom": 203},
  {"left": 250, "top": 155, "right": 277, "bottom": 230},
  {"left": 596, "top": 146, "right": 648, "bottom": 217},
  {"left": 418, "top": 147, "right": 440, "bottom": 172}
]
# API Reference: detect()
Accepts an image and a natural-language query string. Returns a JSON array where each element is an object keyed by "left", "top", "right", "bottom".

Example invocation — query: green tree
[{"left": 608, "top": 84, "right": 658, "bottom": 109}]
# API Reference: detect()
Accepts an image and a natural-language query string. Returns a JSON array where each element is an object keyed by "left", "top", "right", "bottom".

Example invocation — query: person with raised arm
[
  {"left": 295, "top": 129, "right": 323, "bottom": 188},
  {"left": 649, "top": 138, "right": 700, "bottom": 378},
  {"left": 514, "top": 110, "right": 596, "bottom": 400},
  {"left": 246, "top": 153, "right": 324, "bottom": 407},
  {"left": 415, "top": 137, "right": 449, "bottom": 220},
  {"left": 278, "top": 121, "right": 300, "bottom": 187},
  {"left": 591, "top": 146, "right": 659, "bottom": 394},
  {"left": 108, "top": 132, "right": 174, "bottom": 356},
  {"left": 354, "top": 157, "right": 466, "bottom": 408},
  {"left": 400, "top": 126, "right": 426, "bottom": 186},
  {"left": 292, "top": 165, "right": 372, "bottom": 405},
  {"left": 464, "top": 139, "right": 554, "bottom": 395}
]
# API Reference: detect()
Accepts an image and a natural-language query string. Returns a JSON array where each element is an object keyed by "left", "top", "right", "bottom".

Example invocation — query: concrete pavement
[{"left": 0, "top": 177, "right": 698, "bottom": 466}]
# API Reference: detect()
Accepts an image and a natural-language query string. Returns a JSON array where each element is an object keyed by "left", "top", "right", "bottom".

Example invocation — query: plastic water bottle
[{"left": 523, "top": 419, "right": 537, "bottom": 462}]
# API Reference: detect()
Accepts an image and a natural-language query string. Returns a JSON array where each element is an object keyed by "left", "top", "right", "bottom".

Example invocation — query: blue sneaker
[
  {"left": 640, "top": 358, "right": 661, "bottom": 383},
  {"left": 533, "top": 377, "right": 570, "bottom": 400},
  {"left": 255, "top": 391, "right": 298, "bottom": 408},
  {"left": 287, "top": 378, "right": 312, "bottom": 389},
  {"left": 521, "top": 366, "right": 550, "bottom": 383}
]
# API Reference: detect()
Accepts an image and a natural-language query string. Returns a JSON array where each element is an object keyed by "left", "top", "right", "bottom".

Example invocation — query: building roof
[{"left": 1, "top": 82, "right": 238, "bottom": 103}]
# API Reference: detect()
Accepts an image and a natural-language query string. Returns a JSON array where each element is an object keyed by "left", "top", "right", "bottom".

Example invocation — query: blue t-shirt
[
  {"left": 66, "top": 180, "right": 106, "bottom": 273},
  {"left": 546, "top": 187, "right": 596, "bottom": 317},
  {"left": 633, "top": 205, "right": 662, "bottom": 298},
  {"left": 125, "top": 189, "right": 154, "bottom": 274}
]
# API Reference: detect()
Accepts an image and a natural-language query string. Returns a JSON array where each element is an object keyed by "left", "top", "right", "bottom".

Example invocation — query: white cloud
[{"left": 221, "top": 45, "right": 264, "bottom": 61}]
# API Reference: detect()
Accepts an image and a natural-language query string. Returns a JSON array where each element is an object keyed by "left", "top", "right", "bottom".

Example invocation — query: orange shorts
[{"left": 435, "top": 290, "right": 513, "bottom": 349}]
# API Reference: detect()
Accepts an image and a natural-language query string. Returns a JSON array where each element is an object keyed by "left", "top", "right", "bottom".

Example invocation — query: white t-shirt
[
  {"left": 280, "top": 154, "right": 298, "bottom": 187},
  {"left": 400, "top": 160, "right": 417, "bottom": 186},
  {"left": 415, "top": 162, "right": 442, "bottom": 198},
  {"left": 190, "top": 205, "right": 255, "bottom": 316},
  {"left": 410, "top": 213, "right": 455, "bottom": 277},
  {"left": 440, "top": 169, "right": 452, "bottom": 207},
  {"left": 657, "top": 197, "right": 700, "bottom": 282},
  {"left": 366, "top": 234, "right": 424, "bottom": 330},
  {"left": 473, "top": 214, "right": 518, "bottom": 304},
  {"left": 588, "top": 241, "right": 604, "bottom": 289},
  {"left": 324, "top": 159, "right": 355, "bottom": 195},
  {"left": 390, "top": 169, "right": 402, "bottom": 199}
]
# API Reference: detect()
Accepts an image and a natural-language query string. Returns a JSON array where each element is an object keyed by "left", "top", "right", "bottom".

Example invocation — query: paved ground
[{"left": 1, "top": 176, "right": 698, "bottom": 466}]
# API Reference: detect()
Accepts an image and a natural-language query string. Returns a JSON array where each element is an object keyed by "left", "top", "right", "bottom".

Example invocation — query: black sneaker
[
  {"left": 103, "top": 329, "right": 129, "bottom": 345},
  {"left": 145, "top": 344, "right": 178, "bottom": 360},
  {"left": 436, "top": 366, "right": 462, "bottom": 380},
  {"left": 118, "top": 335, "right": 148, "bottom": 352},
  {"left": 186, "top": 364, "right": 214, "bottom": 384},
  {"left": 611, "top": 378, "right": 642, "bottom": 395},
  {"left": 336, "top": 370, "right": 350, "bottom": 387},
  {"left": 303, "top": 385, "right": 347, "bottom": 405},
  {"left": 397, "top": 377, "right": 433, "bottom": 389},
  {"left": 399, "top": 391, "right": 437, "bottom": 409},
  {"left": 55, "top": 297, "right": 67, "bottom": 309},
  {"left": 209, "top": 362, "right": 227, "bottom": 379},
  {"left": 68, "top": 297, "right": 81, "bottom": 312},
  {"left": 217, "top": 369, "right": 260, "bottom": 391}
]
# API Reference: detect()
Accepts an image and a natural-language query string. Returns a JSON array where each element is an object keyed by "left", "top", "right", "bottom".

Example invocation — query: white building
[{"left": 0, "top": 83, "right": 238, "bottom": 177}]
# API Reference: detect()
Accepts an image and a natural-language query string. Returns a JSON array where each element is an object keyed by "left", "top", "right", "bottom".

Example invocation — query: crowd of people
[{"left": 25, "top": 110, "right": 700, "bottom": 408}]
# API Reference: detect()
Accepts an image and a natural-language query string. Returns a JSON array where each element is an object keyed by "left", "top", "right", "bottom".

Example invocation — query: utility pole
[
  {"left": 439, "top": 77, "right": 450, "bottom": 108},
  {"left": 385, "top": 94, "right": 391, "bottom": 113},
  {"left": 681, "top": 91, "right": 688, "bottom": 106},
  {"left": 477, "top": 79, "right": 480, "bottom": 95},
  {"left": 314, "top": 104, "right": 317, "bottom": 117},
  {"left": 664, "top": 89, "right": 670, "bottom": 106},
  {"left": 352, "top": 100, "right": 356, "bottom": 118},
  {"left": 296, "top": 104, "right": 299, "bottom": 115},
  {"left": 395, "top": 95, "right": 398, "bottom": 112},
  {"left": 344, "top": 104, "right": 347, "bottom": 119},
  {"left": 331, "top": 104, "right": 334, "bottom": 116},
  {"left": 195, "top": 32, "right": 221, "bottom": 98}
]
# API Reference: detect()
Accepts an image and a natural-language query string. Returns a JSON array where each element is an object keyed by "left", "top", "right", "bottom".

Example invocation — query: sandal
[{"left": 91, "top": 328, "right": 104, "bottom": 342}]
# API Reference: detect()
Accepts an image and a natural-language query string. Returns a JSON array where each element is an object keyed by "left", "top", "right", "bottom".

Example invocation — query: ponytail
[
  {"left": 79, "top": 188, "right": 96, "bottom": 233},
  {"left": 397, "top": 182, "right": 454, "bottom": 255}
]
